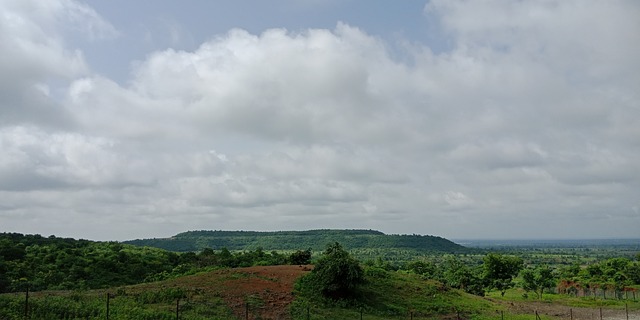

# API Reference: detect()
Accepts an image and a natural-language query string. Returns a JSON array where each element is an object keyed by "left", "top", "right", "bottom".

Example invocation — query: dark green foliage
[
  {"left": 482, "top": 253, "right": 523, "bottom": 297},
  {"left": 406, "top": 260, "right": 438, "bottom": 278},
  {"left": 0, "top": 233, "right": 300, "bottom": 293},
  {"left": 289, "top": 249, "right": 312, "bottom": 265},
  {"left": 562, "top": 257, "right": 640, "bottom": 290},
  {"left": 124, "top": 229, "right": 469, "bottom": 254},
  {"left": 521, "top": 265, "right": 557, "bottom": 298},
  {"left": 441, "top": 255, "right": 486, "bottom": 296},
  {"left": 304, "top": 242, "right": 364, "bottom": 299},
  {"left": 0, "top": 233, "right": 178, "bottom": 292}
]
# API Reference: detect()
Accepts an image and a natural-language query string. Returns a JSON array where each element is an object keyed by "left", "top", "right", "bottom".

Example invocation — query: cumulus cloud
[
  {"left": 1, "top": 0, "right": 638, "bottom": 240},
  {"left": 0, "top": 0, "right": 117, "bottom": 128}
]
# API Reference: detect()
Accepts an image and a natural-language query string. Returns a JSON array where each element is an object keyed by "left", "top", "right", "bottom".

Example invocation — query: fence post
[
  {"left": 106, "top": 293, "right": 110, "bottom": 320},
  {"left": 626, "top": 303, "right": 629, "bottom": 320},
  {"left": 501, "top": 310, "right": 504, "bottom": 320},
  {"left": 599, "top": 307, "right": 602, "bottom": 320},
  {"left": 570, "top": 308, "right": 572, "bottom": 320},
  {"left": 359, "top": 307, "right": 363, "bottom": 320},
  {"left": 245, "top": 301, "right": 249, "bottom": 320},
  {"left": 24, "top": 285, "right": 29, "bottom": 320},
  {"left": 306, "top": 304, "right": 310, "bottom": 320},
  {"left": 176, "top": 298, "right": 180, "bottom": 320}
]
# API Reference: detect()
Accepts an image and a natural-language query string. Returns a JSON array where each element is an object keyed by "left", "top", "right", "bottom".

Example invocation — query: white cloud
[{"left": 1, "top": 0, "right": 639, "bottom": 240}]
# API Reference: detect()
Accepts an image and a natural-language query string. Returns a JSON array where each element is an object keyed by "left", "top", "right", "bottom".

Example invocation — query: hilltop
[{"left": 124, "top": 229, "right": 469, "bottom": 253}]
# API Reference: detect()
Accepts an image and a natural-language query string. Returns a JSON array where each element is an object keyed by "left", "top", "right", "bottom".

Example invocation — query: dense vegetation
[
  {"left": 0, "top": 233, "right": 310, "bottom": 293},
  {"left": 124, "top": 229, "right": 469, "bottom": 254}
]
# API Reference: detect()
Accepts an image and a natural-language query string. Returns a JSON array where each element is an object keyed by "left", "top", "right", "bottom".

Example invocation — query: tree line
[
  {"left": 404, "top": 253, "right": 640, "bottom": 298},
  {"left": 124, "top": 229, "right": 469, "bottom": 253},
  {"left": 0, "top": 233, "right": 311, "bottom": 293},
  {"left": 2, "top": 232, "right": 638, "bottom": 299}
]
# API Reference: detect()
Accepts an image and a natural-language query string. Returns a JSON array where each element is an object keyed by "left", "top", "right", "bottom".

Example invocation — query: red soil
[{"left": 216, "top": 265, "right": 313, "bottom": 320}]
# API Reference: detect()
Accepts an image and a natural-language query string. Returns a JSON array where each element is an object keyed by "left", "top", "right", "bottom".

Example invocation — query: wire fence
[{"left": 2, "top": 290, "right": 640, "bottom": 320}]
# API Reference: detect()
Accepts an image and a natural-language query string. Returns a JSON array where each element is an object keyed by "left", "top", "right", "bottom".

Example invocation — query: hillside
[
  {"left": 124, "top": 229, "right": 469, "bottom": 253},
  {"left": 0, "top": 265, "right": 499, "bottom": 319}
]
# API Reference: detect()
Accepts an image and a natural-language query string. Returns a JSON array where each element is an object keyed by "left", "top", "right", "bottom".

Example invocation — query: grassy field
[
  {"left": 2, "top": 266, "right": 638, "bottom": 319},
  {"left": 0, "top": 265, "right": 522, "bottom": 320}
]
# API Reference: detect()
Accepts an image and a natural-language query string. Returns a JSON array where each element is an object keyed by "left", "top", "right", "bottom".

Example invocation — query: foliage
[
  {"left": 482, "top": 253, "right": 524, "bottom": 296},
  {"left": 440, "top": 255, "right": 486, "bottom": 296},
  {"left": 289, "top": 249, "right": 312, "bottom": 265},
  {"left": 303, "top": 242, "right": 364, "bottom": 299},
  {"left": 292, "top": 264, "right": 496, "bottom": 319},
  {"left": 521, "top": 265, "right": 556, "bottom": 298},
  {"left": 0, "top": 233, "right": 304, "bottom": 293},
  {"left": 124, "top": 229, "right": 470, "bottom": 254}
]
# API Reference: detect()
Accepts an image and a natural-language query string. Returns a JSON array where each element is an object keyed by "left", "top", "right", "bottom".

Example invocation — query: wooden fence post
[
  {"left": 626, "top": 303, "right": 629, "bottom": 320},
  {"left": 176, "top": 298, "right": 180, "bottom": 320},
  {"left": 106, "top": 293, "right": 110, "bottom": 320},
  {"left": 24, "top": 285, "right": 29, "bottom": 320}
]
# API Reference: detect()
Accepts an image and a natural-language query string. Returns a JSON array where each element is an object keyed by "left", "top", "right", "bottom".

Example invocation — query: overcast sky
[{"left": 1, "top": 0, "right": 639, "bottom": 241}]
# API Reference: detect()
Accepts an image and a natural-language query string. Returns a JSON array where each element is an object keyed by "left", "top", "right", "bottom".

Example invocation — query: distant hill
[{"left": 123, "top": 229, "right": 469, "bottom": 253}]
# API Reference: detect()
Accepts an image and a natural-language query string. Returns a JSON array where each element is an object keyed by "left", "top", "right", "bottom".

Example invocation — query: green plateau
[{"left": 123, "top": 229, "right": 470, "bottom": 254}]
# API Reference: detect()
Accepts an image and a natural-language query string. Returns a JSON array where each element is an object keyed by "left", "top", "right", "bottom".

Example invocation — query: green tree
[
  {"left": 308, "top": 242, "right": 364, "bottom": 299},
  {"left": 407, "top": 260, "right": 438, "bottom": 278},
  {"left": 521, "top": 265, "right": 556, "bottom": 299},
  {"left": 441, "top": 256, "right": 485, "bottom": 296},
  {"left": 289, "top": 249, "right": 312, "bottom": 265},
  {"left": 483, "top": 253, "right": 523, "bottom": 296}
]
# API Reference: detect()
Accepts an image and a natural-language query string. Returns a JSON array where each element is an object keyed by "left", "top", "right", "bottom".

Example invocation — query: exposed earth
[
  {"left": 215, "top": 265, "right": 313, "bottom": 319},
  {"left": 145, "top": 265, "right": 313, "bottom": 320}
]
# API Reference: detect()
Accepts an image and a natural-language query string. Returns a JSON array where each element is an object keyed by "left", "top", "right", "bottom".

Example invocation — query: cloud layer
[{"left": 1, "top": 0, "right": 639, "bottom": 240}]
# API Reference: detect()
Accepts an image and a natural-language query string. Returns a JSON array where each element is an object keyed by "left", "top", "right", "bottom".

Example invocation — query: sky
[{"left": 1, "top": 0, "right": 639, "bottom": 241}]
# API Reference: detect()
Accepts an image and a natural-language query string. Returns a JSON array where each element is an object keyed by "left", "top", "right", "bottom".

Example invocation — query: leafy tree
[
  {"left": 625, "top": 261, "right": 640, "bottom": 284},
  {"left": 521, "top": 265, "right": 556, "bottom": 299},
  {"left": 441, "top": 256, "right": 485, "bottom": 296},
  {"left": 289, "top": 249, "right": 312, "bottom": 265},
  {"left": 407, "top": 260, "right": 438, "bottom": 278},
  {"left": 558, "top": 262, "right": 581, "bottom": 281},
  {"left": 307, "top": 242, "right": 364, "bottom": 299},
  {"left": 482, "top": 253, "right": 523, "bottom": 296}
]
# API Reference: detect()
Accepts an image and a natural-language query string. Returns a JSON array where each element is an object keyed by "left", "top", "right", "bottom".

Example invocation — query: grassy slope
[
  {"left": 4, "top": 265, "right": 635, "bottom": 320},
  {"left": 0, "top": 265, "right": 509, "bottom": 320},
  {"left": 292, "top": 268, "right": 526, "bottom": 320}
]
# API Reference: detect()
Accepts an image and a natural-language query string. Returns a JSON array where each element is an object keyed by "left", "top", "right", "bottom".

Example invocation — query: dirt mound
[
  {"left": 218, "top": 265, "right": 312, "bottom": 319},
  {"left": 162, "top": 265, "right": 312, "bottom": 319}
]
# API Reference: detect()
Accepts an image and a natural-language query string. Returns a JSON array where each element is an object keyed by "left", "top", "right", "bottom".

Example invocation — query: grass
[
  {"left": 3, "top": 265, "right": 637, "bottom": 319},
  {"left": 485, "top": 287, "right": 640, "bottom": 310},
  {"left": 291, "top": 268, "right": 517, "bottom": 320}
]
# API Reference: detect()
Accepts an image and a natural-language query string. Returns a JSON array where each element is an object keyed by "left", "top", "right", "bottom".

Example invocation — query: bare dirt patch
[
  {"left": 217, "top": 265, "right": 312, "bottom": 320},
  {"left": 160, "top": 265, "right": 312, "bottom": 319}
]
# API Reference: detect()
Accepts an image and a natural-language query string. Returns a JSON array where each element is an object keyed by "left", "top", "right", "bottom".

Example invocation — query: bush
[{"left": 305, "top": 242, "right": 364, "bottom": 299}]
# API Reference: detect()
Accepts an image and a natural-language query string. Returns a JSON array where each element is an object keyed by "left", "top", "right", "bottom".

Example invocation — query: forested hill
[{"left": 124, "top": 229, "right": 469, "bottom": 253}]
